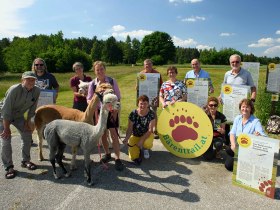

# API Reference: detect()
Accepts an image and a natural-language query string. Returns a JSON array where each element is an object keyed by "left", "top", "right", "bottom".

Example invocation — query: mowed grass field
[{"left": 0, "top": 64, "right": 270, "bottom": 134}]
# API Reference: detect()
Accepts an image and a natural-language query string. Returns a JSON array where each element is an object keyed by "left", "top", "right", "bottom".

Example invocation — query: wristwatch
[{"left": 250, "top": 98, "right": 255, "bottom": 102}]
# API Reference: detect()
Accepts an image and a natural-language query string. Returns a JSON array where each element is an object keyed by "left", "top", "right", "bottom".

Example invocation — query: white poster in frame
[
  {"left": 37, "top": 89, "right": 56, "bottom": 108},
  {"left": 221, "top": 84, "right": 250, "bottom": 123},
  {"left": 137, "top": 73, "right": 160, "bottom": 107},
  {"left": 232, "top": 134, "right": 279, "bottom": 199}
]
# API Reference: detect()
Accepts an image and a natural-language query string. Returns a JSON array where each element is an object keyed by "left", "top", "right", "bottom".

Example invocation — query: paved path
[{"left": 0, "top": 132, "right": 280, "bottom": 209}]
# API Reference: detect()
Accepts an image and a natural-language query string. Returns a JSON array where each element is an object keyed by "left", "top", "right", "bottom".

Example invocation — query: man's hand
[{"left": 0, "top": 128, "right": 11, "bottom": 140}]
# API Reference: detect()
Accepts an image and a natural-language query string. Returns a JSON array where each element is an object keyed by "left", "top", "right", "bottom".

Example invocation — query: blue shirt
[
  {"left": 230, "top": 114, "right": 267, "bottom": 139},
  {"left": 223, "top": 68, "right": 255, "bottom": 87},
  {"left": 185, "top": 69, "right": 213, "bottom": 87}
]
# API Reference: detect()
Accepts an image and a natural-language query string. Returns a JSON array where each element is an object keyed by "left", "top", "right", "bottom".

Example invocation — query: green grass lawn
[{"left": 0, "top": 64, "right": 272, "bottom": 135}]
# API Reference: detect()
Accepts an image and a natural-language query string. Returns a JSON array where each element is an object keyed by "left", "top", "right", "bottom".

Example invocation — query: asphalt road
[{"left": 0, "top": 131, "right": 280, "bottom": 210}]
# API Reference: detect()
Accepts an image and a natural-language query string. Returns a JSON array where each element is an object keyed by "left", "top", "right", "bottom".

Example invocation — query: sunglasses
[
  {"left": 35, "top": 64, "right": 44, "bottom": 67},
  {"left": 208, "top": 104, "right": 218, "bottom": 107}
]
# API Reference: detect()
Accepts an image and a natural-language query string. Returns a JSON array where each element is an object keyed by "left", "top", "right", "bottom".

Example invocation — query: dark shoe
[
  {"left": 21, "top": 161, "right": 37, "bottom": 170},
  {"left": 115, "top": 159, "right": 124, "bottom": 171},
  {"left": 5, "top": 168, "right": 16, "bottom": 179},
  {"left": 100, "top": 153, "right": 112, "bottom": 164},
  {"left": 132, "top": 157, "right": 142, "bottom": 166}
]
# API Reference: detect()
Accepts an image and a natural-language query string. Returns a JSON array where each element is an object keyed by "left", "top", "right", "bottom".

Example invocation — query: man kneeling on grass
[{"left": 123, "top": 95, "right": 155, "bottom": 165}]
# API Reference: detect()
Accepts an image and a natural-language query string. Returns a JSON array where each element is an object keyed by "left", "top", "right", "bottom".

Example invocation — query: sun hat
[{"left": 22, "top": 71, "right": 37, "bottom": 79}]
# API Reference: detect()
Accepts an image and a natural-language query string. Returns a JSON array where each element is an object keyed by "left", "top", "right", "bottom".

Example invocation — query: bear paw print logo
[
  {"left": 169, "top": 112, "right": 199, "bottom": 142},
  {"left": 268, "top": 63, "right": 276, "bottom": 71},
  {"left": 138, "top": 74, "right": 146, "bottom": 81},
  {"left": 186, "top": 79, "right": 194, "bottom": 88},
  {"left": 223, "top": 85, "right": 232, "bottom": 94},
  {"left": 258, "top": 178, "right": 275, "bottom": 198},
  {"left": 237, "top": 134, "right": 251, "bottom": 148},
  {"left": 240, "top": 137, "right": 248, "bottom": 144}
]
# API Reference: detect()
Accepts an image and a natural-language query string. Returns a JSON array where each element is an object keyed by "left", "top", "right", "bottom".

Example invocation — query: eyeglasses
[
  {"left": 35, "top": 64, "right": 44, "bottom": 67},
  {"left": 208, "top": 104, "right": 218, "bottom": 107},
  {"left": 231, "top": 61, "right": 240, "bottom": 64}
]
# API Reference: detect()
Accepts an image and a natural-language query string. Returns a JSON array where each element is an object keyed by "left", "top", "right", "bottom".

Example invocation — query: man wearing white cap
[{"left": 0, "top": 71, "right": 40, "bottom": 179}]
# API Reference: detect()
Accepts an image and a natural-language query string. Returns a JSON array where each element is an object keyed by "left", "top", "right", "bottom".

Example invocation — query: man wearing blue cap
[{"left": 0, "top": 71, "right": 40, "bottom": 179}]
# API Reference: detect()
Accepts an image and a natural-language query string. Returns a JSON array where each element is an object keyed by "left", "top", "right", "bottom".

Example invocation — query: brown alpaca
[{"left": 34, "top": 83, "right": 113, "bottom": 170}]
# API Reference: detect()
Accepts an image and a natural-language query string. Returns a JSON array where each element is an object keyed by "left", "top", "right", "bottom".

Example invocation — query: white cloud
[
  {"left": 0, "top": 0, "right": 35, "bottom": 38},
  {"left": 112, "top": 25, "right": 125, "bottom": 32},
  {"left": 169, "top": 0, "right": 203, "bottom": 3},
  {"left": 196, "top": 44, "right": 213, "bottom": 50},
  {"left": 172, "top": 36, "right": 197, "bottom": 47},
  {"left": 264, "top": 46, "right": 280, "bottom": 57},
  {"left": 248, "top": 38, "right": 274, "bottom": 48},
  {"left": 219, "top": 32, "right": 235, "bottom": 37},
  {"left": 276, "top": 30, "right": 280, "bottom": 35},
  {"left": 181, "top": 16, "right": 206, "bottom": 22},
  {"left": 112, "top": 29, "right": 153, "bottom": 39}
]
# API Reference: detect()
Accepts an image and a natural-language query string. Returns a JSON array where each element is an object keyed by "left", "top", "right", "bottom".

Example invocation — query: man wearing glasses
[
  {"left": 31, "top": 58, "right": 59, "bottom": 102},
  {"left": 222, "top": 54, "right": 256, "bottom": 101}
]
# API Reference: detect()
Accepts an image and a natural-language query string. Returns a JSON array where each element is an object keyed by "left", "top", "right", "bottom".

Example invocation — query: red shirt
[{"left": 70, "top": 75, "right": 92, "bottom": 103}]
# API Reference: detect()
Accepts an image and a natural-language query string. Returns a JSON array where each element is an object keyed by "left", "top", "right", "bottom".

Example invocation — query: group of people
[{"left": 0, "top": 54, "right": 267, "bottom": 179}]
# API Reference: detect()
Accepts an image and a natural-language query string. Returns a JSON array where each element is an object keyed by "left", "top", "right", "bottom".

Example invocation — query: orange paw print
[{"left": 169, "top": 115, "right": 199, "bottom": 142}]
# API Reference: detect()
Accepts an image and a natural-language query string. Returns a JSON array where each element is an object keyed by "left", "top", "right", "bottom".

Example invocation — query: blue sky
[{"left": 1, "top": 0, "right": 280, "bottom": 57}]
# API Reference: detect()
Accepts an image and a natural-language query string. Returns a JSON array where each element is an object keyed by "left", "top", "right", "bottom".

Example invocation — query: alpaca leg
[
  {"left": 49, "top": 146, "right": 59, "bottom": 179},
  {"left": 38, "top": 129, "right": 44, "bottom": 161},
  {"left": 84, "top": 153, "right": 92, "bottom": 185},
  {"left": 70, "top": 146, "right": 77, "bottom": 171},
  {"left": 56, "top": 143, "right": 70, "bottom": 178}
]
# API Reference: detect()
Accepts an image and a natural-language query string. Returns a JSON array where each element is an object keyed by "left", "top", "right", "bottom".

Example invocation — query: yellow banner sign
[{"left": 157, "top": 102, "right": 213, "bottom": 158}]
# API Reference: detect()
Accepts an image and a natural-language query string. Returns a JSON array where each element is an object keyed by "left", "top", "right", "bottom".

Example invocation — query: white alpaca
[
  {"left": 78, "top": 80, "right": 90, "bottom": 96},
  {"left": 43, "top": 93, "right": 120, "bottom": 185},
  {"left": 34, "top": 83, "right": 113, "bottom": 169}
]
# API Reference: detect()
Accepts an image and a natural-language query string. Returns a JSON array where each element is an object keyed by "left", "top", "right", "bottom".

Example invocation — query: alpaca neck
[
  {"left": 95, "top": 105, "right": 109, "bottom": 139},
  {"left": 84, "top": 94, "right": 99, "bottom": 124}
]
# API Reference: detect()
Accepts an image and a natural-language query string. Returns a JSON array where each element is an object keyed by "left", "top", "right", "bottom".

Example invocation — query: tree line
[{"left": 0, "top": 31, "right": 279, "bottom": 73}]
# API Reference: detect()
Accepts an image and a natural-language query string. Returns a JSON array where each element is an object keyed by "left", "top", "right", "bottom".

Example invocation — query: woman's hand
[
  {"left": 254, "top": 131, "right": 260, "bottom": 136},
  {"left": 230, "top": 143, "right": 236, "bottom": 152},
  {"left": 217, "top": 127, "right": 224, "bottom": 134}
]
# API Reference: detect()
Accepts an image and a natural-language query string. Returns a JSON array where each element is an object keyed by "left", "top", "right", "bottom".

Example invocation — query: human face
[
  {"left": 22, "top": 78, "right": 36, "bottom": 91},
  {"left": 138, "top": 100, "right": 149, "bottom": 111},
  {"left": 240, "top": 103, "right": 251, "bottom": 117},
  {"left": 144, "top": 61, "right": 153, "bottom": 72},
  {"left": 94, "top": 64, "right": 106, "bottom": 79},
  {"left": 34, "top": 60, "right": 45, "bottom": 76},
  {"left": 208, "top": 101, "right": 218, "bottom": 112},
  {"left": 230, "top": 56, "right": 241, "bottom": 71},
  {"left": 168, "top": 69, "right": 177, "bottom": 80},
  {"left": 191, "top": 60, "right": 200, "bottom": 72},
  {"left": 74, "top": 66, "right": 84, "bottom": 75}
]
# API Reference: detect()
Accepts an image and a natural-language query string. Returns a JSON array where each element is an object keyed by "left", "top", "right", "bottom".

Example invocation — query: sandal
[
  {"left": 5, "top": 169, "right": 16, "bottom": 179},
  {"left": 21, "top": 161, "right": 37, "bottom": 170}
]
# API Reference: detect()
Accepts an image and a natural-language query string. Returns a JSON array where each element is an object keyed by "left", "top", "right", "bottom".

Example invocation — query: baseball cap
[{"left": 22, "top": 71, "right": 37, "bottom": 79}]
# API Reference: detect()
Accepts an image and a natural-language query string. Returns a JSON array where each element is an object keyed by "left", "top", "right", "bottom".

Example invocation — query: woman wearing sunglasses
[
  {"left": 204, "top": 96, "right": 227, "bottom": 160},
  {"left": 31, "top": 58, "right": 59, "bottom": 102}
]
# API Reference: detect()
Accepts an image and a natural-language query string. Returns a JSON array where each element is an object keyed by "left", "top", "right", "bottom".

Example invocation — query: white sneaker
[{"left": 143, "top": 149, "right": 150, "bottom": 159}]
